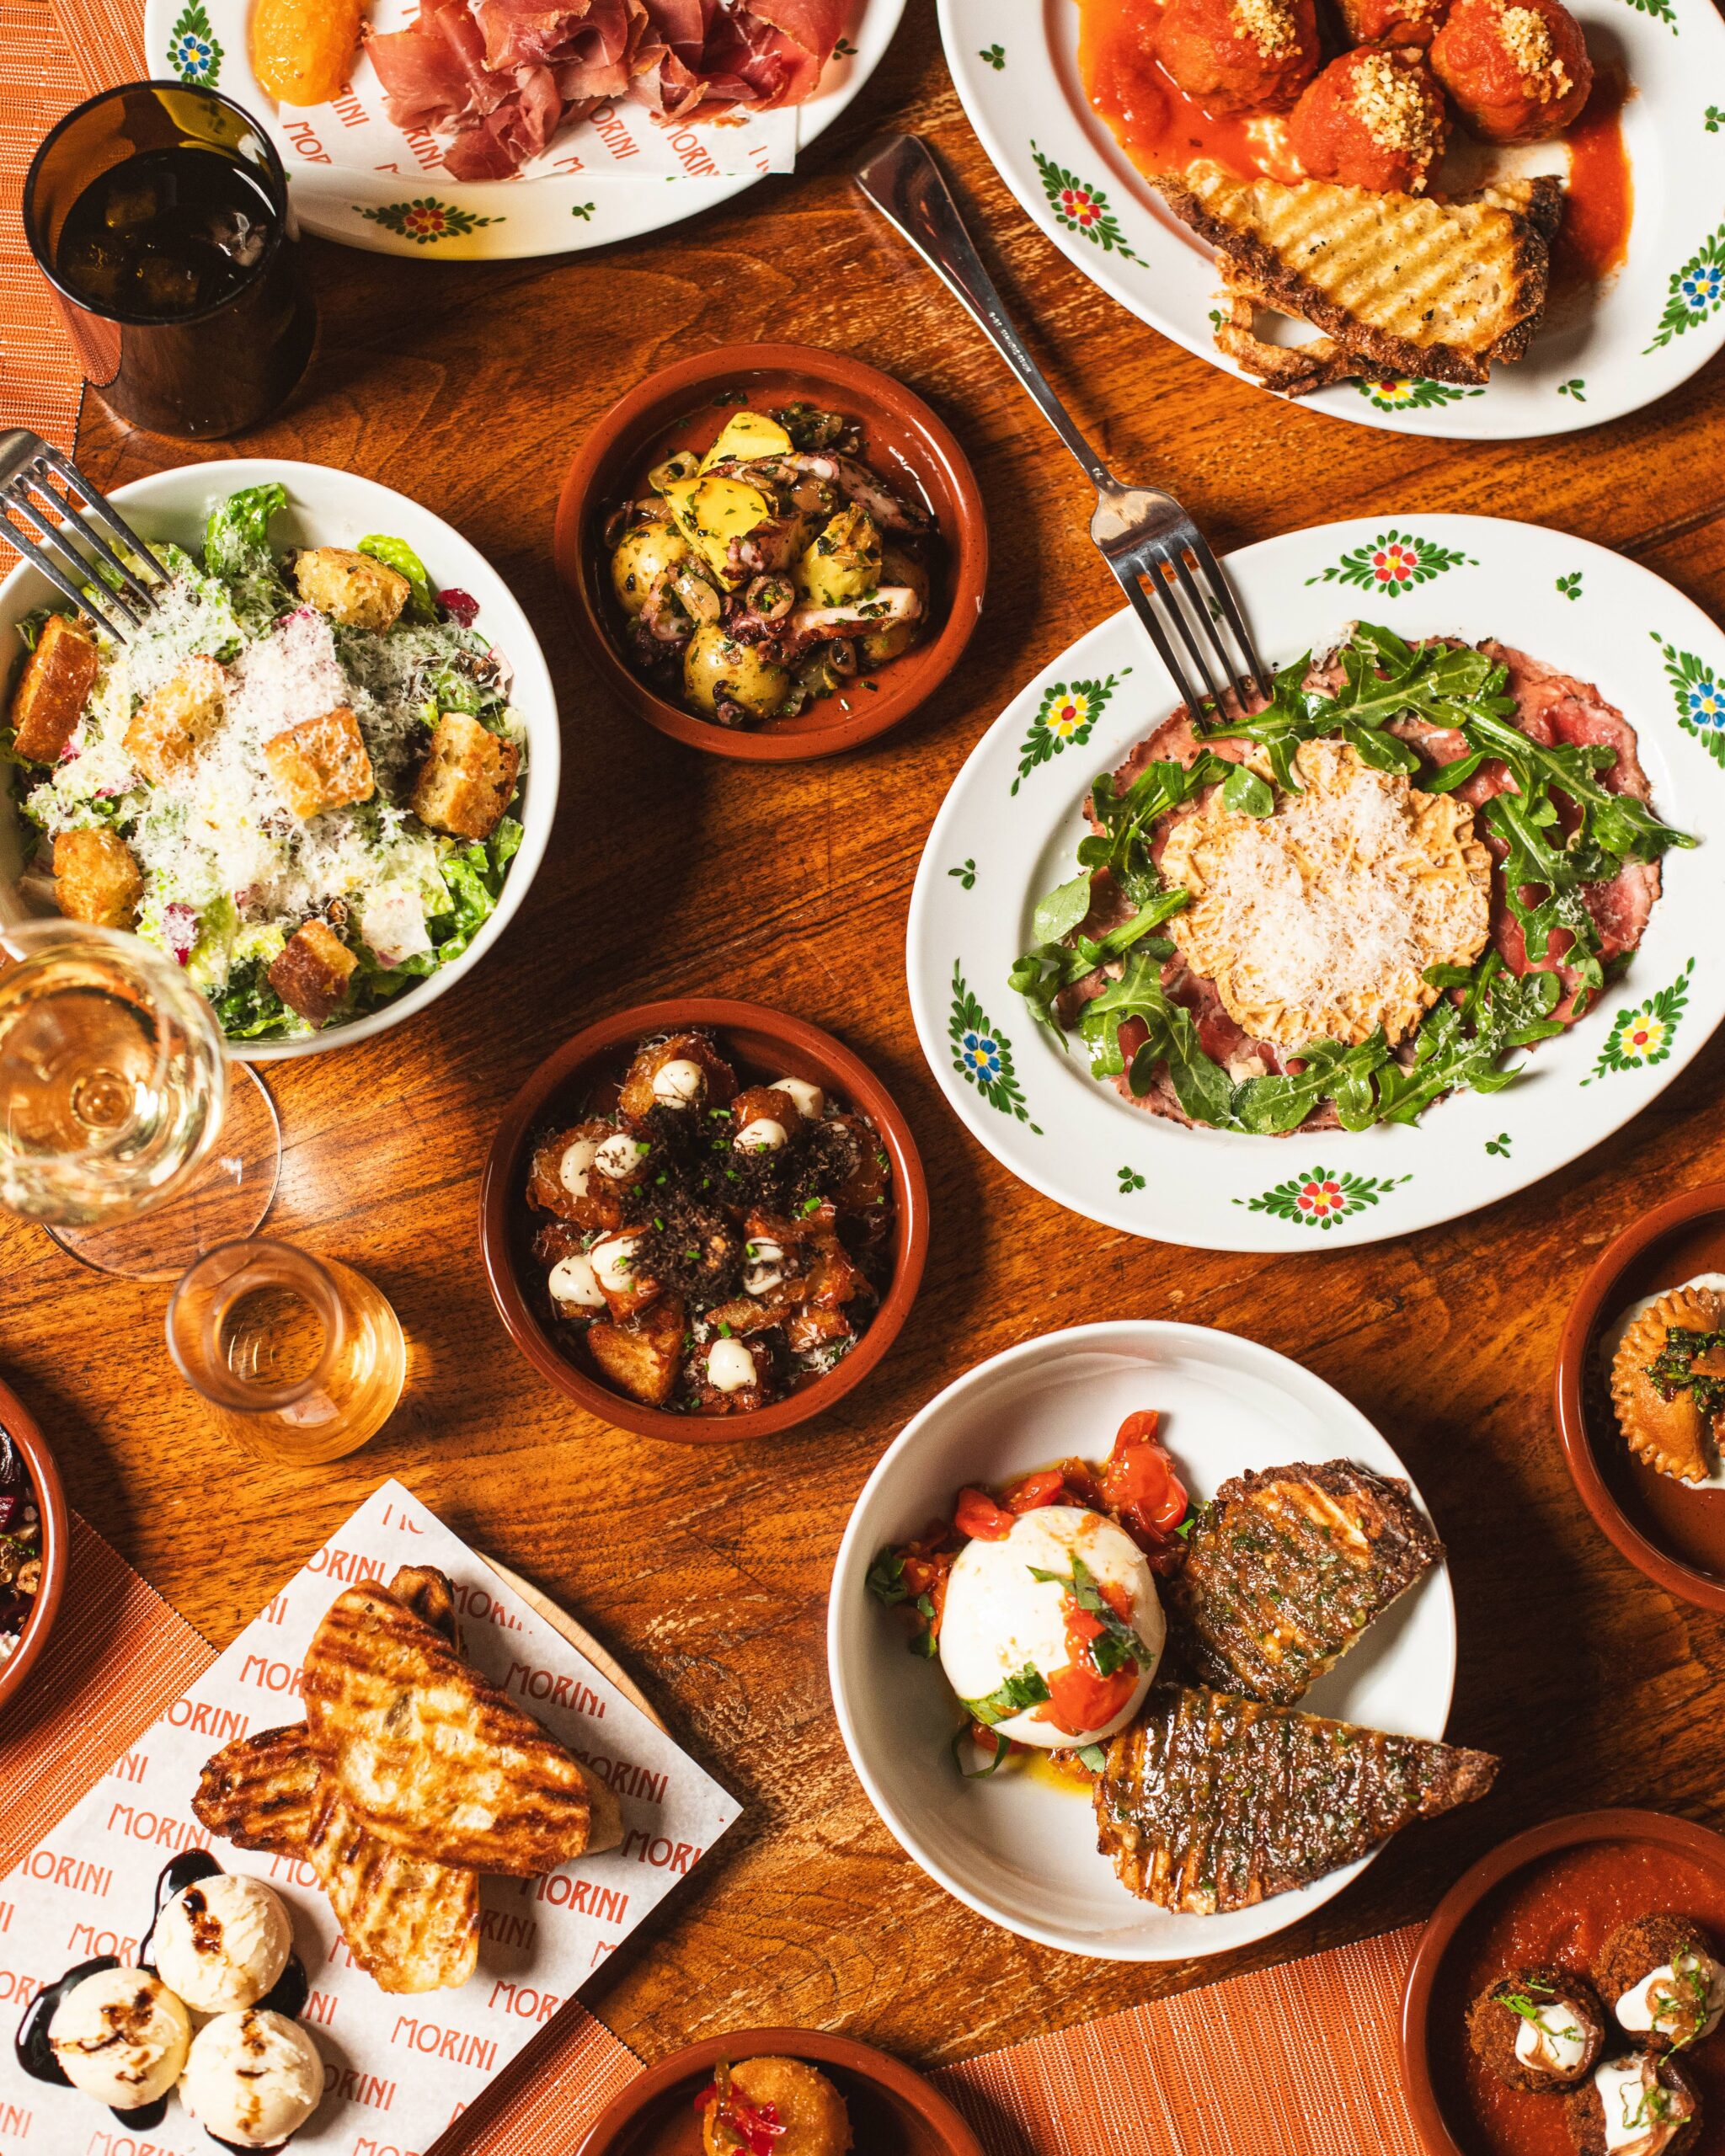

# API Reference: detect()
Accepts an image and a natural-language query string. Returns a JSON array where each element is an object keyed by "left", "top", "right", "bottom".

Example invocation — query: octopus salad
[
  {"left": 522, "top": 1029, "right": 895, "bottom": 1415},
  {"left": 0, "top": 1429, "right": 41, "bottom": 1668},
  {"left": 606, "top": 400, "right": 942, "bottom": 729}
]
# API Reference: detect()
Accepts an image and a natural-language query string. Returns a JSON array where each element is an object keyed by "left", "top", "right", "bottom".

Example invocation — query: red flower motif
[
  {"left": 1631, "top": 1026, "right": 1651, "bottom": 1047},
  {"left": 404, "top": 205, "right": 447, "bottom": 237},
  {"left": 1371, "top": 543, "right": 1417, "bottom": 585},
  {"left": 1060, "top": 187, "right": 1098, "bottom": 227},
  {"left": 1297, "top": 1177, "right": 1345, "bottom": 1218}
]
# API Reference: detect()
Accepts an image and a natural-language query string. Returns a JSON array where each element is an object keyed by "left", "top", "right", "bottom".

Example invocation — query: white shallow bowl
[
  {"left": 0, "top": 458, "right": 559, "bottom": 1061},
  {"left": 827, "top": 1321, "right": 1459, "bottom": 1961}
]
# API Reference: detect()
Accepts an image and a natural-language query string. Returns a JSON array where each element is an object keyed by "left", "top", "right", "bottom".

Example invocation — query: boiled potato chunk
[
  {"left": 862, "top": 543, "right": 930, "bottom": 664},
  {"left": 661, "top": 474, "right": 771, "bottom": 590},
  {"left": 611, "top": 519, "right": 692, "bottom": 616},
  {"left": 796, "top": 505, "right": 882, "bottom": 608},
  {"left": 698, "top": 409, "right": 793, "bottom": 472},
  {"left": 684, "top": 623, "right": 791, "bottom": 723}
]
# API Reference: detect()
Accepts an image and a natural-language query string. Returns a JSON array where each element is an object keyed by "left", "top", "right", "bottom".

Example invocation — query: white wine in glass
[{"left": 0, "top": 921, "right": 277, "bottom": 1276}]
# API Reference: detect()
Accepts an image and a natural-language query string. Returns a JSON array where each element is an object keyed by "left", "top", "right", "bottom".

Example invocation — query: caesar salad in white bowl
[{"left": 0, "top": 460, "right": 558, "bottom": 1060}]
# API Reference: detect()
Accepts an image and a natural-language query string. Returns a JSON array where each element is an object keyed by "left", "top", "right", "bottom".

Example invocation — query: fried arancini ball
[
  {"left": 1335, "top": 0, "right": 1449, "bottom": 47},
  {"left": 1289, "top": 46, "right": 1449, "bottom": 190},
  {"left": 1597, "top": 1916, "right": 1725, "bottom": 2054},
  {"left": 1156, "top": 0, "right": 1322, "bottom": 115},
  {"left": 1429, "top": 0, "right": 1592, "bottom": 141},
  {"left": 1466, "top": 1966, "right": 1605, "bottom": 2092},
  {"left": 701, "top": 2057, "right": 852, "bottom": 2156},
  {"left": 1563, "top": 2053, "right": 1701, "bottom": 2156}
]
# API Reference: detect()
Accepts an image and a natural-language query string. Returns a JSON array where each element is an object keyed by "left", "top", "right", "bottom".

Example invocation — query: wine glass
[{"left": 0, "top": 919, "right": 279, "bottom": 1277}]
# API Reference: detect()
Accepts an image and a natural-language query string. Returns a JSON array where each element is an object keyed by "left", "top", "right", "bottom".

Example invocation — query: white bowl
[
  {"left": 0, "top": 459, "right": 559, "bottom": 1060},
  {"left": 826, "top": 1321, "right": 1459, "bottom": 1961}
]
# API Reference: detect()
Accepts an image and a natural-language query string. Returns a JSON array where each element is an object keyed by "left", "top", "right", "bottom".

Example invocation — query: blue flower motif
[
  {"left": 172, "top": 29, "right": 213, "bottom": 74},
  {"left": 1686, "top": 677, "right": 1725, "bottom": 726},
  {"left": 1680, "top": 263, "right": 1725, "bottom": 312},
  {"left": 959, "top": 1029, "right": 1001, "bottom": 1082}
]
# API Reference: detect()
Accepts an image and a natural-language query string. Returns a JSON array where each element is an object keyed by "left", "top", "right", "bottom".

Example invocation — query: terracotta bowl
[
  {"left": 1400, "top": 1807, "right": 1725, "bottom": 2156},
  {"left": 0, "top": 1374, "right": 70, "bottom": 1720},
  {"left": 574, "top": 2026, "right": 984, "bottom": 2156},
  {"left": 479, "top": 999, "right": 929, "bottom": 1442},
  {"left": 553, "top": 341, "right": 987, "bottom": 761},
  {"left": 1554, "top": 1182, "right": 1725, "bottom": 1612}
]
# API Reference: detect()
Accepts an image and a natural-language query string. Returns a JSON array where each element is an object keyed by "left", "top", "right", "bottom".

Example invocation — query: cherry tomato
[
  {"left": 1104, "top": 1412, "right": 1190, "bottom": 1533},
  {"left": 1115, "top": 1410, "right": 1162, "bottom": 1447},
  {"left": 953, "top": 1486, "right": 1016, "bottom": 1541},
  {"left": 1002, "top": 1468, "right": 1068, "bottom": 1513},
  {"left": 1039, "top": 1659, "right": 1140, "bottom": 1737}
]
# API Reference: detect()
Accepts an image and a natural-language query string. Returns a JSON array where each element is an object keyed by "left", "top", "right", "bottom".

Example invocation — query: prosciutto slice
[{"left": 631, "top": 0, "right": 846, "bottom": 114}]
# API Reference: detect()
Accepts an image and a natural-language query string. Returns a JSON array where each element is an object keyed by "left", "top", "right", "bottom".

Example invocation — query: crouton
[
  {"left": 52, "top": 827, "right": 142, "bottom": 929},
  {"left": 263, "top": 706, "right": 374, "bottom": 819},
  {"left": 124, "top": 654, "right": 227, "bottom": 784},
  {"left": 10, "top": 615, "right": 99, "bottom": 764},
  {"left": 267, "top": 919, "right": 358, "bottom": 1026},
  {"left": 617, "top": 1030, "right": 738, "bottom": 1121},
  {"left": 409, "top": 713, "right": 521, "bottom": 841},
  {"left": 586, "top": 1294, "right": 686, "bottom": 1407},
  {"left": 293, "top": 547, "right": 411, "bottom": 632}
]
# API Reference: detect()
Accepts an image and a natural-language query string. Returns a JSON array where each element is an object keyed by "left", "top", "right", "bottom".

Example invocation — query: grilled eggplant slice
[
  {"left": 1165, "top": 1460, "right": 1442, "bottom": 1705},
  {"left": 1095, "top": 1684, "right": 1497, "bottom": 1913}
]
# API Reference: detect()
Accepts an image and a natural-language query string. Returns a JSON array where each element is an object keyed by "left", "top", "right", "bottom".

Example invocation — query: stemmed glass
[{"left": 0, "top": 919, "right": 279, "bottom": 1278}]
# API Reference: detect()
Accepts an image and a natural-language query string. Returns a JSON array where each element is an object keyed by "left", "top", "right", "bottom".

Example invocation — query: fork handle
[{"left": 853, "top": 135, "right": 1114, "bottom": 494}]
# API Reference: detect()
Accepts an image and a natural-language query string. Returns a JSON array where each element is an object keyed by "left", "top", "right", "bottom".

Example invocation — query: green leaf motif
[
  {"left": 980, "top": 42, "right": 1006, "bottom": 67},
  {"left": 1236, "top": 1166, "right": 1413, "bottom": 1230},
  {"left": 1617, "top": 0, "right": 1676, "bottom": 27},
  {"left": 1012, "top": 670, "right": 1129, "bottom": 792},
  {"left": 1029, "top": 143, "right": 1147, "bottom": 266},
  {"left": 1306, "top": 529, "right": 1477, "bottom": 598},
  {"left": 1556, "top": 571, "right": 1583, "bottom": 601},
  {"left": 1485, "top": 1132, "right": 1512, "bottom": 1157},
  {"left": 1647, "top": 224, "right": 1725, "bottom": 350},
  {"left": 1117, "top": 1165, "right": 1146, "bottom": 1193},
  {"left": 1652, "top": 630, "right": 1725, "bottom": 766},
  {"left": 1581, "top": 959, "right": 1695, "bottom": 1083},
  {"left": 1557, "top": 377, "right": 1586, "bottom": 401},
  {"left": 948, "top": 857, "right": 977, "bottom": 890},
  {"left": 951, "top": 962, "right": 1041, "bottom": 1132},
  {"left": 571, "top": 202, "right": 596, "bottom": 221},
  {"left": 167, "top": 0, "right": 223, "bottom": 83},
  {"left": 1354, "top": 377, "right": 1484, "bottom": 412},
  {"left": 354, "top": 198, "right": 503, "bottom": 245},
  {"left": 1706, "top": 104, "right": 1724, "bottom": 132}
]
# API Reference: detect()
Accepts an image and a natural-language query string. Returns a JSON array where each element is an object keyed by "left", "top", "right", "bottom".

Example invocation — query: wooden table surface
[{"left": 9, "top": 0, "right": 1725, "bottom": 2076}]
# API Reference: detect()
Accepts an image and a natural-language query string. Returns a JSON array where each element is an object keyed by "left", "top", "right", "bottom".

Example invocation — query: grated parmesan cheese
[
  {"left": 1499, "top": 3, "right": 1570, "bottom": 96},
  {"left": 1347, "top": 51, "right": 1443, "bottom": 165},
  {"left": 1229, "top": 0, "right": 1302, "bottom": 58}
]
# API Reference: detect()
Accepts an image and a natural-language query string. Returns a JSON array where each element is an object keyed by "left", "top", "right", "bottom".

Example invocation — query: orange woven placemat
[{"left": 0, "top": 1510, "right": 643, "bottom": 2152}]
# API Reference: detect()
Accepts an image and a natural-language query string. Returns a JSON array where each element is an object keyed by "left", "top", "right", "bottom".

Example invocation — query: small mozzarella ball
[
  {"left": 772, "top": 1076, "right": 825, "bottom": 1119},
  {"left": 734, "top": 1116, "right": 788, "bottom": 1153},
  {"left": 651, "top": 1058, "right": 707, "bottom": 1107},
  {"left": 707, "top": 1337, "right": 757, "bottom": 1392},
  {"left": 744, "top": 1237, "right": 784, "bottom": 1295},
  {"left": 594, "top": 1133, "right": 649, "bottom": 1179},
  {"left": 590, "top": 1232, "right": 642, "bottom": 1293},
  {"left": 558, "top": 1137, "right": 600, "bottom": 1198},
  {"left": 548, "top": 1251, "right": 606, "bottom": 1311}
]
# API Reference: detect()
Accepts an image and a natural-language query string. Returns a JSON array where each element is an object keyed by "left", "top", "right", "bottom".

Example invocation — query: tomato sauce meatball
[
  {"left": 1289, "top": 47, "right": 1449, "bottom": 191},
  {"left": 1429, "top": 0, "right": 1592, "bottom": 141},
  {"left": 1467, "top": 1967, "right": 1605, "bottom": 2093},
  {"left": 1156, "top": 0, "right": 1322, "bottom": 115},
  {"left": 1334, "top": 0, "right": 1448, "bottom": 48}
]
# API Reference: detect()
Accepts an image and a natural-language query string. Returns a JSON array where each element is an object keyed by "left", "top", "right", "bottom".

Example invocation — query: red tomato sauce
[
  {"left": 1432, "top": 1841, "right": 1725, "bottom": 2156},
  {"left": 1077, "top": 0, "right": 1632, "bottom": 292}
]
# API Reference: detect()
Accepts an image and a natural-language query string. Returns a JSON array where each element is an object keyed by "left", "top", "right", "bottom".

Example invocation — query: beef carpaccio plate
[{"left": 1012, "top": 620, "right": 1692, "bottom": 1137}]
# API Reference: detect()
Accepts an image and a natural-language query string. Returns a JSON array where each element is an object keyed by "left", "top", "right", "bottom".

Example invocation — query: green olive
[
  {"left": 683, "top": 623, "right": 792, "bottom": 722},
  {"left": 860, "top": 620, "right": 921, "bottom": 665},
  {"left": 880, "top": 543, "right": 930, "bottom": 608},
  {"left": 611, "top": 520, "right": 692, "bottom": 617}
]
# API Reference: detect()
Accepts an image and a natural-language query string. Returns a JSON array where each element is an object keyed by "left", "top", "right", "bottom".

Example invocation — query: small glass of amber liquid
[
  {"left": 167, "top": 1239, "right": 406, "bottom": 1463},
  {"left": 24, "top": 82, "right": 315, "bottom": 439}
]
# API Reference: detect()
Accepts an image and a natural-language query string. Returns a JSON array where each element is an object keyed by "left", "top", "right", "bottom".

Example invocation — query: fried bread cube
[
  {"left": 409, "top": 713, "right": 520, "bottom": 842},
  {"left": 124, "top": 654, "right": 227, "bottom": 784},
  {"left": 294, "top": 547, "right": 411, "bottom": 632},
  {"left": 617, "top": 1030, "right": 738, "bottom": 1121},
  {"left": 587, "top": 1293, "right": 686, "bottom": 1406},
  {"left": 11, "top": 615, "right": 100, "bottom": 764},
  {"left": 264, "top": 705, "right": 375, "bottom": 819},
  {"left": 53, "top": 827, "right": 142, "bottom": 928},
  {"left": 268, "top": 918, "right": 358, "bottom": 1025}
]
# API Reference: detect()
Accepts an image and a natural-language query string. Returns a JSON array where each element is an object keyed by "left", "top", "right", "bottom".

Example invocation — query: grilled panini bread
[
  {"left": 1166, "top": 1460, "right": 1442, "bottom": 1705},
  {"left": 194, "top": 1722, "right": 323, "bottom": 1854},
  {"left": 303, "top": 1580, "right": 611, "bottom": 1875},
  {"left": 1153, "top": 160, "right": 1561, "bottom": 387},
  {"left": 304, "top": 1774, "right": 481, "bottom": 1993},
  {"left": 1095, "top": 1685, "right": 1498, "bottom": 1913}
]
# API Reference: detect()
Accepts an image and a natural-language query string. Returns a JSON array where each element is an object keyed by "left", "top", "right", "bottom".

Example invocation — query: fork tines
[
  {"left": 1108, "top": 535, "right": 1268, "bottom": 724},
  {"left": 0, "top": 429, "right": 166, "bottom": 642}
]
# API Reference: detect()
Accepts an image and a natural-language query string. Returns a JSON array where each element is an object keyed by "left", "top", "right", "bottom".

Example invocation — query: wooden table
[{"left": 10, "top": 0, "right": 1725, "bottom": 2073}]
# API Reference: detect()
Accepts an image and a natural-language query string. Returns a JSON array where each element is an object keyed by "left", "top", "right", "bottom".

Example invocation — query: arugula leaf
[
  {"left": 1010, "top": 890, "right": 1187, "bottom": 1052},
  {"left": 1234, "top": 1032, "right": 1393, "bottom": 1135},
  {"left": 960, "top": 1663, "right": 1050, "bottom": 1726},
  {"left": 1221, "top": 764, "right": 1274, "bottom": 818},
  {"left": 1031, "top": 870, "right": 1092, "bottom": 947},
  {"left": 359, "top": 533, "right": 439, "bottom": 624}
]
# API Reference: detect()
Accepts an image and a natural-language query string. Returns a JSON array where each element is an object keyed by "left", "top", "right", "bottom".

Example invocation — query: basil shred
[{"left": 1010, "top": 622, "right": 1695, "bottom": 1134}]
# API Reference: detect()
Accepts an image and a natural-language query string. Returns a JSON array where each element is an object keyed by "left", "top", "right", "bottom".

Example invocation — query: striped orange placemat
[
  {"left": 0, "top": 0, "right": 88, "bottom": 458},
  {"left": 0, "top": 1510, "right": 643, "bottom": 2152},
  {"left": 935, "top": 1924, "right": 1426, "bottom": 2156}
]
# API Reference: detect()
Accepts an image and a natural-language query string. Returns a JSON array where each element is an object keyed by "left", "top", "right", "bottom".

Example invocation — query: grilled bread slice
[
  {"left": 1166, "top": 1460, "right": 1442, "bottom": 1705},
  {"left": 193, "top": 1722, "right": 322, "bottom": 1854},
  {"left": 1154, "top": 160, "right": 1559, "bottom": 386},
  {"left": 303, "top": 1772, "right": 480, "bottom": 1993},
  {"left": 303, "top": 1581, "right": 603, "bottom": 1875},
  {"left": 1095, "top": 1685, "right": 1498, "bottom": 1913}
]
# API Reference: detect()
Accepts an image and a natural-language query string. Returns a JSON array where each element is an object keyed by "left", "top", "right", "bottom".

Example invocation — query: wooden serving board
[{"left": 482, "top": 1553, "right": 667, "bottom": 1732}]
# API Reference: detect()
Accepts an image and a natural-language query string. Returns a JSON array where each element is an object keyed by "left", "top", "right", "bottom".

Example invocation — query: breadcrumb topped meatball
[
  {"left": 1597, "top": 1917, "right": 1725, "bottom": 2055},
  {"left": 1156, "top": 0, "right": 1322, "bottom": 114},
  {"left": 1335, "top": 0, "right": 1449, "bottom": 49},
  {"left": 1429, "top": 0, "right": 1593, "bottom": 141},
  {"left": 1289, "top": 46, "right": 1450, "bottom": 191},
  {"left": 1468, "top": 1966, "right": 1606, "bottom": 2092},
  {"left": 1563, "top": 2052, "right": 1701, "bottom": 2156}
]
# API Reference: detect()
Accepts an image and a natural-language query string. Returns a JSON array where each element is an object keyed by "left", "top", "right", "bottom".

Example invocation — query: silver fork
[
  {"left": 853, "top": 135, "right": 1269, "bottom": 718},
  {"left": 0, "top": 431, "right": 167, "bottom": 643}
]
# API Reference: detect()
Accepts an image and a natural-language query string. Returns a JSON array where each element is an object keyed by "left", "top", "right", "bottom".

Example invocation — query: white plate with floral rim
[
  {"left": 826, "top": 1321, "right": 1460, "bottom": 1959},
  {"left": 937, "top": 0, "right": 1725, "bottom": 439},
  {"left": 905, "top": 513, "right": 1725, "bottom": 1251},
  {"left": 142, "top": 0, "right": 905, "bottom": 258}
]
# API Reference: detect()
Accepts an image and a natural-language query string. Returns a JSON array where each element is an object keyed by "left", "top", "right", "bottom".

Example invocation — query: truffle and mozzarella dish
[
  {"left": 522, "top": 1030, "right": 894, "bottom": 1415},
  {"left": 606, "top": 399, "right": 942, "bottom": 728},
  {"left": 1012, "top": 623, "right": 1690, "bottom": 1135},
  {"left": 4, "top": 485, "right": 525, "bottom": 1042},
  {"left": 868, "top": 1413, "right": 1495, "bottom": 1908}
]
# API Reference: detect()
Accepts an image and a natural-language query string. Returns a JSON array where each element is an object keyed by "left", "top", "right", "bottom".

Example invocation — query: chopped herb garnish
[
  {"left": 960, "top": 1662, "right": 1051, "bottom": 1726},
  {"left": 1026, "top": 1554, "right": 1147, "bottom": 1678}
]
